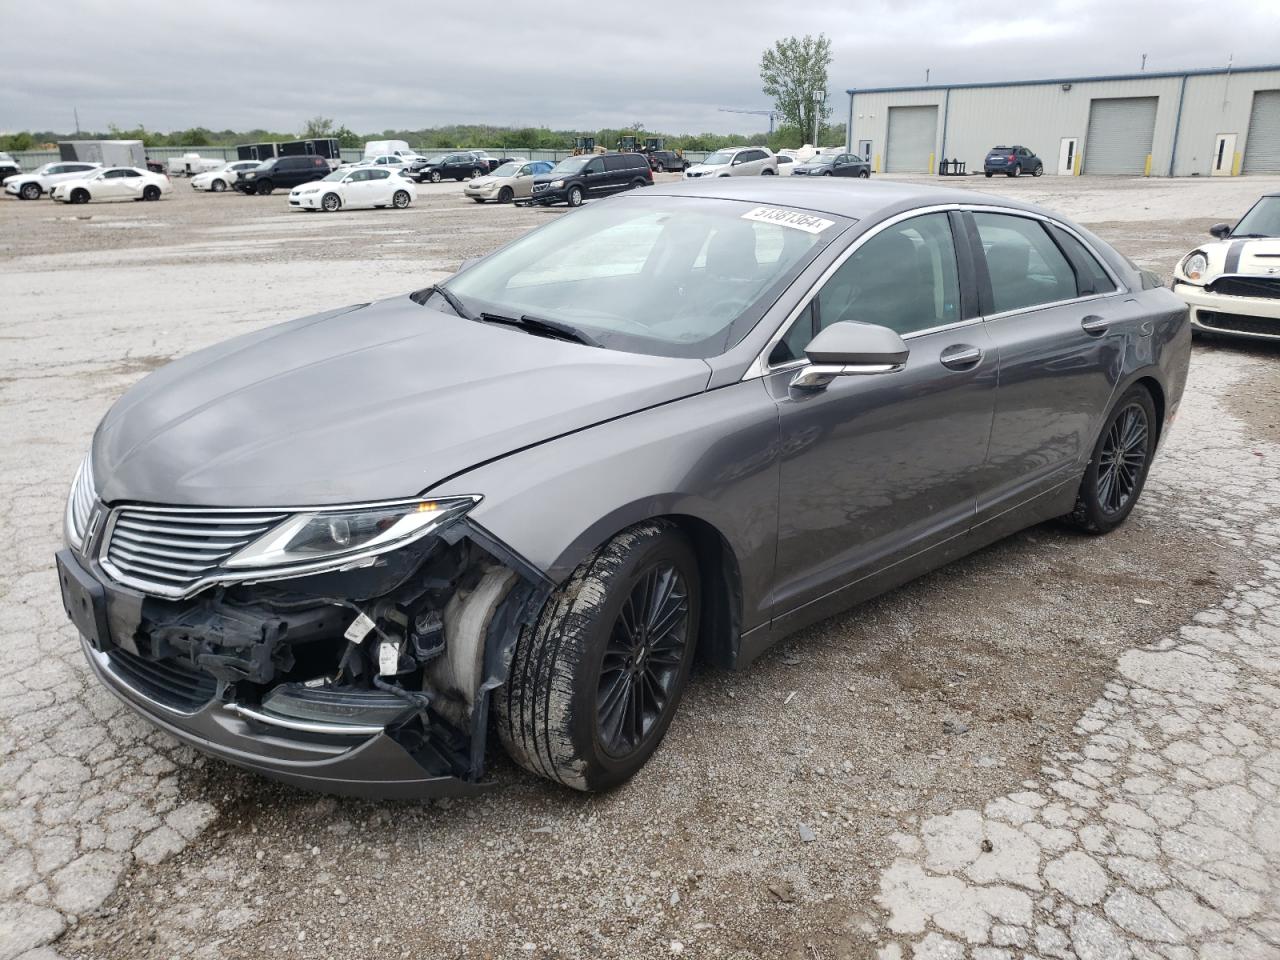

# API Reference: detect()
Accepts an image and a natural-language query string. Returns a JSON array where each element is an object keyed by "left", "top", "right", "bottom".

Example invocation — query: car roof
[{"left": 644, "top": 176, "right": 1054, "bottom": 223}]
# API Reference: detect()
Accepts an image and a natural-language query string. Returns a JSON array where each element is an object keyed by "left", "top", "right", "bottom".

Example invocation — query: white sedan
[
  {"left": 191, "top": 161, "right": 260, "bottom": 193},
  {"left": 4, "top": 161, "right": 102, "bottom": 200},
  {"left": 50, "top": 167, "right": 172, "bottom": 203},
  {"left": 289, "top": 167, "right": 416, "bottom": 212}
]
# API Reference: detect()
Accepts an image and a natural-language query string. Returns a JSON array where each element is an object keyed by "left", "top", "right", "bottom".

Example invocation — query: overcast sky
[{"left": 1, "top": 0, "right": 1276, "bottom": 136}]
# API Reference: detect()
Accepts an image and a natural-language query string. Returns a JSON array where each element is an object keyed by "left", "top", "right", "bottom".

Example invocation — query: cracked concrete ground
[{"left": 1, "top": 174, "right": 1279, "bottom": 960}]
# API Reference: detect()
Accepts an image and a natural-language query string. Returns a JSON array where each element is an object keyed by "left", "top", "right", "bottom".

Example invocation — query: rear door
[
  {"left": 366, "top": 168, "right": 394, "bottom": 205},
  {"left": 115, "top": 169, "right": 147, "bottom": 199},
  {"left": 767, "top": 210, "right": 996, "bottom": 625},
  {"left": 963, "top": 209, "right": 1130, "bottom": 522}
]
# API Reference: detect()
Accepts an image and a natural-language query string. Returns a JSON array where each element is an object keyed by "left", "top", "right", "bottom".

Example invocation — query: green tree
[
  {"left": 760, "top": 34, "right": 833, "bottom": 145},
  {"left": 333, "top": 125, "right": 362, "bottom": 148},
  {"left": 302, "top": 116, "right": 335, "bottom": 139}
]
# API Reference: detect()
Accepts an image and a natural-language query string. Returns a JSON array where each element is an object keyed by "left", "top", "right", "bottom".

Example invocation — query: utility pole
[
  {"left": 74, "top": 107, "right": 81, "bottom": 136},
  {"left": 812, "top": 90, "right": 825, "bottom": 147}
]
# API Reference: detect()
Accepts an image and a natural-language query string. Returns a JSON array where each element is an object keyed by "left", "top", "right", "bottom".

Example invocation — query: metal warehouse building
[{"left": 844, "top": 63, "right": 1280, "bottom": 177}]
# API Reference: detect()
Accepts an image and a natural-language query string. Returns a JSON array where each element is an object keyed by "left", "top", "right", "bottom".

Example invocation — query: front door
[
  {"left": 768, "top": 211, "right": 996, "bottom": 623},
  {"left": 1057, "top": 138, "right": 1078, "bottom": 176},
  {"left": 965, "top": 210, "right": 1129, "bottom": 520},
  {"left": 1212, "top": 134, "right": 1237, "bottom": 176}
]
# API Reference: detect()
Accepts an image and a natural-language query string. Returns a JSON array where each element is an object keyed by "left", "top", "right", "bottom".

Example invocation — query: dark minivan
[
  {"left": 984, "top": 145, "right": 1043, "bottom": 177},
  {"left": 526, "top": 152, "right": 652, "bottom": 207},
  {"left": 236, "top": 155, "right": 331, "bottom": 195}
]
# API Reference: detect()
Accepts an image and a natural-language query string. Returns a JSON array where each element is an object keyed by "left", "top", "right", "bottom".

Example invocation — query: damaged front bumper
[{"left": 56, "top": 514, "right": 551, "bottom": 799}]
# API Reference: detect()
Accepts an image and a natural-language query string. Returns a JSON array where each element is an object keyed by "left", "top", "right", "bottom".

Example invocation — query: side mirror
[
  {"left": 1209, "top": 223, "right": 1232, "bottom": 239},
  {"left": 791, "top": 322, "right": 909, "bottom": 390}
]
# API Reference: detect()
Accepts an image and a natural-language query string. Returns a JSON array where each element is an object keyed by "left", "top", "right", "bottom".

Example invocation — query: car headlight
[
  {"left": 1180, "top": 251, "right": 1208, "bottom": 283},
  {"left": 550, "top": 179, "right": 564, "bottom": 188},
  {"left": 65, "top": 456, "right": 97, "bottom": 550},
  {"left": 244, "top": 172, "right": 257, "bottom": 179},
  {"left": 223, "top": 496, "right": 479, "bottom": 571}
]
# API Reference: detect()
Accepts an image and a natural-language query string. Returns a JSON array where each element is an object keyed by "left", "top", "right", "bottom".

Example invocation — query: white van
[{"left": 363, "top": 140, "right": 412, "bottom": 160}]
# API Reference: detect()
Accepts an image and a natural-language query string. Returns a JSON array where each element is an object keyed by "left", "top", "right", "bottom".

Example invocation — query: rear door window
[{"left": 971, "top": 212, "right": 1078, "bottom": 313}]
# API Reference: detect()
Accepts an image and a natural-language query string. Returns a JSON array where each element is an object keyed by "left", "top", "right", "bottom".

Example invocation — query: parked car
[
  {"left": 4, "top": 161, "right": 101, "bottom": 200},
  {"left": 191, "top": 161, "right": 261, "bottom": 193},
  {"left": 526, "top": 152, "right": 652, "bottom": 206},
  {"left": 464, "top": 160, "right": 554, "bottom": 203},
  {"left": 235, "top": 155, "right": 331, "bottom": 195},
  {"left": 1172, "top": 193, "right": 1280, "bottom": 341},
  {"left": 0, "top": 151, "right": 20, "bottom": 184},
  {"left": 410, "top": 152, "right": 489, "bottom": 183},
  {"left": 50, "top": 167, "right": 172, "bottom": 203},
  {"left": 684, "top": 147, "right": 778, "bottom": 178},
  {"left": 775, "top": 154, "right": 795, "bottom": 176},
  {"left": 55, "top": 179, "right": 1189, "bottom": 800},
  {"left": 358, "top": 154, "right": 416, "bottom": 173},
  {"left": 289, "top": 167, "right": 416, "bottom": 212},
  {"left": 984, "top": 145, "right": 1043, "bottom": 177},
  {"left": 792, "top": 153, "right": 871, "bottom": 178},
  {"left": 647, "top": 150, "right": 688, "bottom": 173}
]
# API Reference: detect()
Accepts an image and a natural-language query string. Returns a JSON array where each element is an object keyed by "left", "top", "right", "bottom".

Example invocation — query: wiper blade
[
  {"left": 411, "top": 283, "right": 474, "bottom": 320},
  {"left": 477, "top": 312, "right": 600, "bottom": 347}
]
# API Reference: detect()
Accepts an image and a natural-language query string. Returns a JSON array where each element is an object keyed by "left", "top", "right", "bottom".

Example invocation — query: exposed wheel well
[
  {"left": 654, "top": 515, "right": 742, "bottom": 670},
  {"left": 1133, "top": 375, "right": 1166, "bottom": 442}
]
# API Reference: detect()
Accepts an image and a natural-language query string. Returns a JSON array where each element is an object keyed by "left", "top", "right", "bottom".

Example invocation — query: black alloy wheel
[
  {"left": 143, "top": 185, "right": 161, "bottom": 201},
  {"left": 595, "top": 562, "right": 691, "bottom": 758},
  {"left": 1064, "top": 385, "right": 1157, "bottom": 534},
  {"left": 1096, "top": 402, "right": 1149, "bottom": 517}
]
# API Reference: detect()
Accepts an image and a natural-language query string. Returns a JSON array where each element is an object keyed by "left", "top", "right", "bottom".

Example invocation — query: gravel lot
[{"left": 2, "top": 172, "right": 1279, "bottom": 960}]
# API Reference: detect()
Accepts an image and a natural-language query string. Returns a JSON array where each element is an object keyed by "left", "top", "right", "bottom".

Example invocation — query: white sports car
[
  {"left": 4, "top": 161, "right": 102, "bottom": 200},
  {"left": 289, "top": 167, "right": 416, "bottom": 212},
  {"left": 191, "top": 161, "right": 260, "bottom": 192},
  {"left": 50, "top": 167, "right": 172, "bottom": 204},
  {"left": 1173, "top": 193, "right": 1280, "bottom": 341}
]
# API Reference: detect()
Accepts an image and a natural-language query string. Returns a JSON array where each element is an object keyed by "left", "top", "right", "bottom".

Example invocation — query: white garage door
[
  {"left": 885, "top": 106, "right": 938, "bottom": 173},
  {"left": 1243, "top": 90, "right": 1280, "bottom": 174},
  {"left": 1084, "top": 97, "right": 1158, "bottom": 175}
]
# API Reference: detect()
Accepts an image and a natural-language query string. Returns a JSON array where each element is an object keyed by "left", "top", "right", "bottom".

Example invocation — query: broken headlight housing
[
  {"left": 65, "top": 457, "right": 97, "bottom": 550},
  {"left": 224, "top": 497, "right": 479, "bottom": 574}
]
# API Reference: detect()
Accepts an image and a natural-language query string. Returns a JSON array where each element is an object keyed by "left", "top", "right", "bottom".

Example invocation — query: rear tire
[
  {"left": 495, "top": 521, "right": 700, "bottom": 792},
  {"left": 985, "top": 172, "right": 993, "bottom": 178},
  {"left": 858, "top": 169, "right": 870, "bottom": 179},
  {"left": 392, "top": 190, "right": 411, "bottom": 209},
  {"left": 1008, "top": 165, "right": 1021, "bottom": 178},
  {"left": 1063, "top": 385, "right": 1157, "bottom": 534},
  {"left": 761, "top": 168, "right": 776, "bottom": 175},
  {"left": 142, "top": 185, "right": 161, "bottom": 201}
]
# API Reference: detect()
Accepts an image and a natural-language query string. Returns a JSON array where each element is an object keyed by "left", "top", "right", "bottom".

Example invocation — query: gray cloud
[{"left": 0, "top": 0, "right": 1275, "bottom": 136}]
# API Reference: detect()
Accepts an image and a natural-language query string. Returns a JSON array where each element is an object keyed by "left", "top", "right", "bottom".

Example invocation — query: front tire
[
  {"left": 567, "top": 185, "right": 584, "bottom": 207},
  {"left": 1064, "top": 386, "right": 1157, "bottom": 534},
  {"left": 321, "top": 192, "right": 341, "bottom": 212},
  {"left": 1033, "top": 164, "right": 1044, "bottom": 177},
  {"left": 497, "top": 186, "right": 513, "bottom": 203},
  {"left": 255, "top": 179, "right": 274, "bottom": 195},
  {"left": 496, "top": 521, "right": 700, "bottom": 792},
  {"left": 429, "top": 170, "right": 442, "bottom": 183},
  {"left": 211, "top": 179, "right": 227, "bottom": 192},
  {"left": 20, "top": 183, "right": 40, "bottom": 200},
  {"left": 70, "top": 188, "right": 89, "bottom": 204}
]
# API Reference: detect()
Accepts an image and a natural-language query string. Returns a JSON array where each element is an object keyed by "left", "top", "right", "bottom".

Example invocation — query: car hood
[
  {"left": 686, "top": 163, "right": 727, "bottom": 174},
  {"left": 468, "top": 176, "right": 501, "bottom": 188},
  {"left": 1188, "top": 237, "right": 1280, "bottom": 279},
  {"left": 92, "top": 296, "right": 713, "bottom": 508}
]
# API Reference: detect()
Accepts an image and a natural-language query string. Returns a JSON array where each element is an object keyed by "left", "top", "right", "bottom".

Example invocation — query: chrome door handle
[
  {"left": 1081, "top": 315, "right": 1110, "bottom": 335},
  {"left": 939, "top": 344, "right": 983, "bottom": 370}
]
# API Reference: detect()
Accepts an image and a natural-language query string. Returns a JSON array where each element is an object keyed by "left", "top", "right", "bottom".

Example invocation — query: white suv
[
  {"left": 684, "top": 147, "right": 777, "bottom": 179},
  {"left": 5, "top": 161, "right": 102, "bottom": 200}
]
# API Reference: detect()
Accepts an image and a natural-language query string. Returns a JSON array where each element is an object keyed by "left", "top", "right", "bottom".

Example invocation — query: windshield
[
  {"left": 804, "top": 156, "right": 833, "bottom": 165},
  {"left": 1234, "top": 197, "right": 1280, "bottom": 237},
  {"left": 490, "top": 162, "right": 520, "bottom": 177},
  {"left": 550, "top": 156, "right": 590, "bottom": 175},
  {"left": 444, "top": 196, "right": 842, "bottom": 358},
  {"left": 322, "top": 170, "right": 347, "bottom": 182},
  {"left": 702, "top": 151, "right": 734, "bottom": 166}
]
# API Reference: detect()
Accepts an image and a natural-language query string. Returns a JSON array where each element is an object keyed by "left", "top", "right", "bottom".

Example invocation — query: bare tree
[
  {"left": 760, "top": 35, "right": 833, "bottom": 144},
  {"left": 302, "top": 116, "right": 335, "bottom": 139}
]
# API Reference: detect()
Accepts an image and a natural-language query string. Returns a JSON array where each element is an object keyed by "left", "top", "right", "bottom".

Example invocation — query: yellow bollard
[
  {"left": 1232, "top": 152, "right": 1242, "bottom": 176},
  {"left": 873, "top": 154, "right": 881, "bottom": 173},
  {"left": 928, "top": 152, "right": 936, "bottom": 175}
]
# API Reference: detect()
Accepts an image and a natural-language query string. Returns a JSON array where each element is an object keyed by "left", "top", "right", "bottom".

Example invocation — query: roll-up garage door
[
  {"left": 885, "top": 105, "right": 937, "bottom": 173},
  {"left": 1083, "top": 97, "right": 1158, "bottom": 175},
  {"left": 1243, "top": 90, "right": 1280, "bottom": 173}
]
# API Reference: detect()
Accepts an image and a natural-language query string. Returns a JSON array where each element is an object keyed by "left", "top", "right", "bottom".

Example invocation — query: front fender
[{"left": 427, "top": 380, "right": 782, "bottom": 633}]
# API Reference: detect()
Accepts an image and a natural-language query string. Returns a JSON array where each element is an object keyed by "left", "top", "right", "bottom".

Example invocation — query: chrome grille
[{"left": 102, "top": 506, "right": 289, "bottom": 596}]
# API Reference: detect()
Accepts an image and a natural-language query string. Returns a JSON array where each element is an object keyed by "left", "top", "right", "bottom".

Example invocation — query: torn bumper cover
[{"left": 56, "top": 517, "right": 552, "bottom": 799}]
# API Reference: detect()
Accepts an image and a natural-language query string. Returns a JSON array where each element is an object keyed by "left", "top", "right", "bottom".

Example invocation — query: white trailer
[{"left": 58, "top": 140, "right": 147, "bottom": 168}]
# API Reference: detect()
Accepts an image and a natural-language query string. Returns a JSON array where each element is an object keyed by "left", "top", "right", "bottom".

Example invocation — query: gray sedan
[
  {"left": 56, "top": 179, "right": 1190, "bottom": 798},
  {"left": 792, "top": 152, "right": 872, "bottom": 178}
]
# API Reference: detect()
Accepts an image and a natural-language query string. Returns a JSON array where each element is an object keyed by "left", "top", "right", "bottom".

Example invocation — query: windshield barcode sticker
[{"left": 741, "top": 207, "right": 835, "bottom": 233}]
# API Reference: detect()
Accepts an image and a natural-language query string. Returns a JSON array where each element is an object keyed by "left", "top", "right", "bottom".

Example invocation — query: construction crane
[{"left": 718, "top": 107, "right": 777, "bottom": 134}]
